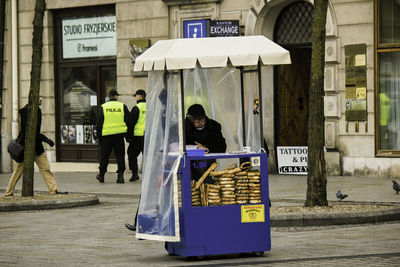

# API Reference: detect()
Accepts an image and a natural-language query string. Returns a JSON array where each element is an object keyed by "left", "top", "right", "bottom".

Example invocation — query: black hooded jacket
[
  {"left": 185, "top": 117, "right": 226, "bottom": 153},
  {"left": 17, "top": 105, "right": 49, "bottom": 155}
]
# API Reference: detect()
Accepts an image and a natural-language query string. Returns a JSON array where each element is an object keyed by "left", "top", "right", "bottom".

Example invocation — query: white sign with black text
[
  {"left": 209, "top": 20, "right": 239, "bottom": 37},
  {"left": 277, "top": 146, "right": 308, "bottom": 175},
  {"left": 62, "top": 16, "right": 116, "bottom": 59}
]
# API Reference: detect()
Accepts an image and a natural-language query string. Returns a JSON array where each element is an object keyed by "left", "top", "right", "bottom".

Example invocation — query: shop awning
[{"left": 133, "top": 35, "right": 291, "bottom": 71}]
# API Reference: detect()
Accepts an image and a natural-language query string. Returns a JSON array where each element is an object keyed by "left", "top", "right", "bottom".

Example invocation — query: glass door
[{"left": 56, "top": 64, "right": 116, "bottom": 162}]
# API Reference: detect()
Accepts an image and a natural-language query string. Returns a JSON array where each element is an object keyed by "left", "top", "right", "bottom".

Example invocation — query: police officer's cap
[
  {"left": 134, "top": 89, "right": 146, "bottom": 97},
  {"left": 108, "top": 89, "right": 119, "bottom": 97}
]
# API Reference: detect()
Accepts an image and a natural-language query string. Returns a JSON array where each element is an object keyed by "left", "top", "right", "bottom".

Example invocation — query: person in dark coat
[
  {"left": 5, "top": 96, "right": 67, "bottom": 196},
  {"left": 127, "top": 89, "right": 146, "bottom": 182},
  {"left": 185, "top": 104, "right": 227, "bottom": 183}
]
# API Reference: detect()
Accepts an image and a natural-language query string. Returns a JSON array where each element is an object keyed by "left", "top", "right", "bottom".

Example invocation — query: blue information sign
[{"left": 183, "top": 20, "right": 207, "bottom": 38}]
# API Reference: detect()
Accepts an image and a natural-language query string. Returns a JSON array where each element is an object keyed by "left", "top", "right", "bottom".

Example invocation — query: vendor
[{"left": 185, "top": 104, "right": 226, "bottom": 183}]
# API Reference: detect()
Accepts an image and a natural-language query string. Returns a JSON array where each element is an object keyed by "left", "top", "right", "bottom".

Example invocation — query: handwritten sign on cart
[{"left": 241, "top": 204, "right": 265, "bottom": 223}]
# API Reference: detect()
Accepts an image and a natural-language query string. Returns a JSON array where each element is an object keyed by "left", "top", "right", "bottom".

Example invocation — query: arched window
[{"left": 274, "top": 1, "right": 314, "bottom": 45}]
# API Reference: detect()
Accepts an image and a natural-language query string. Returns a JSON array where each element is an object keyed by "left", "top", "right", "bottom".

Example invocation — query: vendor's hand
[{"left": 195, "top": 142, "right": 209, "bottom": 154}]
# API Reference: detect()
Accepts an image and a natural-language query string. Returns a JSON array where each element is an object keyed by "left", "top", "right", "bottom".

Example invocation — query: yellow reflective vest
[
  {"left": 379, "top": 93, "right": 391, "bottom": 127},
  {"left": 134, "top": 102, "right": 146, "bottom": 136},
  {"left": 101, "top": 101, "right": 127, "bottom": 136}
]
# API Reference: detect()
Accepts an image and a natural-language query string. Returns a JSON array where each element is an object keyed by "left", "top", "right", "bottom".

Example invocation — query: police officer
[
  {"left": 96, "top": 89, "right": 131, "bottom": 183},
  {"left": 128, "top": 89, "right": 146, "bottom": 182}
]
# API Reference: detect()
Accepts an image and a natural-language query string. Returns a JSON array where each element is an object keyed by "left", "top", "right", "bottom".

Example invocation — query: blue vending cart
[
  {"left": 166, "top": 152, "right": 270, "bottom": 257},
  {"left": 133, "top": 36, "right": 291, "bottom": 257}
]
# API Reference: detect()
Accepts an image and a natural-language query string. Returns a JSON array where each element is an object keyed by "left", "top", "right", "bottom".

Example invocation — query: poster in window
[
  {"left": 130, "top": 39, "right": 150, "bottom": 77},
  {"left": 64, "top": 81, "right": 97, "bottom": 125},
  {"left": 61, "top": 125, "right": 68, "bottom": 144},
  {"left": 92, "top": 125, "right": 98, "bottom": 144},
  {"left": 76, "top": 125, "right": 84, "bottom": 144},
  {"left": 68, "top": 125, "right": 76, "bottom": 143},
  {"left": 84, "top": 125, "right": 92, "bottom": 144}
]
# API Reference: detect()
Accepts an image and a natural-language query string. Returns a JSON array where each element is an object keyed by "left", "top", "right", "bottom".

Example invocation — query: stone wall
[{"left": 2, "top": 0, "right": 399, "bottom": 176}]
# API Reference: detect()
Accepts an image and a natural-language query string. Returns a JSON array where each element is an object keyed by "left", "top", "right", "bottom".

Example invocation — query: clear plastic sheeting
[
  {"left": 183, "top": 66, "right": 262, "bottom": 153},
  {"left": 183, "top": 66, "right": 243, "bottom": 152},
  {"left": 244, "top": 71, "right": 262, "bottom": 152},
  {"left": 136, "top": 71, "right": 181, "bottom": 241},
  {"left": 136, "top": 67, "right": 264, "bottom": 241}
]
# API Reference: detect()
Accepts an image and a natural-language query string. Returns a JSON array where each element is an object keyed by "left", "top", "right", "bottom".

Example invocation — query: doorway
[
  {"left": 276, "top": 47, "right": 311, "bottom": 146},
  {"left": 273, "top": 1, "right": 314, "bottom": 147}
]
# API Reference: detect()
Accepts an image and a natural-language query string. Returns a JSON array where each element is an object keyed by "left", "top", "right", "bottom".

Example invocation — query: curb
[
  {"left": 270, "top": 204, "right": 400, "bottom": 227},
  {"left": 0, "top": 194, "right": 99, "bottom": 212},
  {"left": 2, "top": 194, "right": 400, "bottom": 228}
]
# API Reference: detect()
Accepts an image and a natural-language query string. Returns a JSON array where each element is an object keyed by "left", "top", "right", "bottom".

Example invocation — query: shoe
[
  {"left": 125, "top": 223, "right": 136, "bottom": 231},
  {"left": 116, "top": 172, "right": 124, "bottom": 184},
  {"left": 96, "top": 174, "right": 104, "bottom": 183},
  {"left": 55, "top": 191, "right": 68, "bottom": 195},
  {"left": 129, "top": 173, "right": 139, "bottom": 182},
  {"left": 5, "top": 193, "right": 14, "bottom": 197}
]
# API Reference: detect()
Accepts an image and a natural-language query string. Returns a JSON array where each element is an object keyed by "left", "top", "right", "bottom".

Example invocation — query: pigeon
[
  {"left": 336, "top": 190, "right": 348, "bottom": 201},
  {"left": 393, "top": 180, "right": 400, "bottom": 194}
]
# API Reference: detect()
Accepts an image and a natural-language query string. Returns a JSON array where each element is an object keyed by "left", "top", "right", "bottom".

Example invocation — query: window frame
[{"left": 375, "top": 0, "right": 400, "bottom": 156}]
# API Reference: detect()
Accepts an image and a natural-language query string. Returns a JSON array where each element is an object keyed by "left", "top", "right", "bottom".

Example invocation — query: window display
[{"left": 59, "top": 67, "right": 98, "bottom": 144}]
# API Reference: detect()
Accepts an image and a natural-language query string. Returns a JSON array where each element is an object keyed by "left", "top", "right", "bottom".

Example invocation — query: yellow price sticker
[{"left": 241, "top": 204, "right": 265, "bottom": 223}]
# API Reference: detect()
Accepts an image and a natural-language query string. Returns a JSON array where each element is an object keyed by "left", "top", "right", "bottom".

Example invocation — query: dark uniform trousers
[
  {"left": 128, "top": 135, "right": 144, "bottom": 174},
  {"left": 99, "top": 133, "right": 126, "bottom": 175}
]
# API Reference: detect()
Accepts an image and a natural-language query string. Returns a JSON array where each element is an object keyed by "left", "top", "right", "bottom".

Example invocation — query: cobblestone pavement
[{"left": 1, "top": 173, "right": 400, "bottom": 266}]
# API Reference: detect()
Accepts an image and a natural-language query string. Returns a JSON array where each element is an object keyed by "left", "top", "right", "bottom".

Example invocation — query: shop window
[
  {"left": 54, "top": 5, "right": 116, "bottom": 162},
  {"left": 59, "top": 67, "right": 98, "bottom": 144},
  {"left": 379, "top": 0, "right": 400, "bottom": 44},
  {"left": 376, "top": 0, "right": 400, "bottom": 154}
]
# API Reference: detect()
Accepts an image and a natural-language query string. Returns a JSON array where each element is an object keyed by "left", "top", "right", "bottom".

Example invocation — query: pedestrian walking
[
  {"left": 127, "top": 89, "right": 146, "bottom": 182},
  {"left": 96, "top": 89, "right": 131, "bottom": 184},
  {"left": 5, "top": 96, "right": 67, "bottom": 196}
]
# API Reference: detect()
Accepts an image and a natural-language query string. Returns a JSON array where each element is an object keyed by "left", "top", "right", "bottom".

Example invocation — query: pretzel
[
  {"left": 224, "top": 163, "right": 237, "bottom": 170},
  {"left": 200, "top": 183, "right": 206, "bottom": 206},
  {"left": 247, "top": 170, "right": 260, "bottom": 176},
  {"left": 210, "top": 170, "right": 228, "bottom": 176},
  {"left": 226, "top": 167, "right": 242, "bottom": 174},
  {"left": 194, "top": 162, "right": 218, "bottom": 190},
  {"left": 240, "top": 161, "right": 252, "bottom": 171},
  {"left": 221, "top": 173, "right": 235, "bottom": 178},
  {"left": 208, "top": 184, "right": 221, "bottom": 189}
]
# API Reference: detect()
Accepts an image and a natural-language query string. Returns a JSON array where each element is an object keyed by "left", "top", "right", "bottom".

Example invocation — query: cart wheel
[{"left": 252, "top": 251, "right": 264, "bottom": 257}]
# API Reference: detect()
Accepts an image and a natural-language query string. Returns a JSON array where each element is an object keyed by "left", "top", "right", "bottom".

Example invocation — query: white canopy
[{"left": 134, "top": 35, "right": 291, "bottom": 71}]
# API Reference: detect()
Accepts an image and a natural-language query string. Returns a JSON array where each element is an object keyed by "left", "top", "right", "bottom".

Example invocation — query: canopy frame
[{"left": 134, "top": 36, "right": 290, "bottom": 241}]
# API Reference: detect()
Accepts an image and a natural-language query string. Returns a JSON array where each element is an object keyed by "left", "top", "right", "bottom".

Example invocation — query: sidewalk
[
  {"left": 1, "top": 172, "right": 400, "bottom": 266},
  {"left": 1, "top": 172, "right": 399, "bottom": 204}
]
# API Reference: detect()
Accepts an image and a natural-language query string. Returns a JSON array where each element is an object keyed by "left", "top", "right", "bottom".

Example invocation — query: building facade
[{"left": 1, "top": 0, "right": 399, "bottom": 177}]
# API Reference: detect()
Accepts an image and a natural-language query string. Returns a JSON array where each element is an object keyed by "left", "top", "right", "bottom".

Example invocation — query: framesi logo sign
[{"left": 62, "top": 15, "right": 116, "bottom": 59}]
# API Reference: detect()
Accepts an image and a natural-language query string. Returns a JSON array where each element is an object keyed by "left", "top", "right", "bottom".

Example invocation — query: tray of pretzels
[{"left": 191, "top": 161, "right": 262, "bottom": 207}]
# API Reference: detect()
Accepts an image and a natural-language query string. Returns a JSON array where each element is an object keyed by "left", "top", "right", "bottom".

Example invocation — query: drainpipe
[
  {"left": 11, "top": 0, "right": 19, "bottom": 139},
  {"left": 0, "top": 0, "right": 5, "bottom": 170}
]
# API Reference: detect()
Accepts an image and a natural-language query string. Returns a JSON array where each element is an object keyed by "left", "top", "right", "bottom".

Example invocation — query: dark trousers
[
  {"left": 128, "top": 135, "right": 144, "bottom": 174},
  {"left": 99, "top": 134, "right": 125, "bottom": 174}
]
